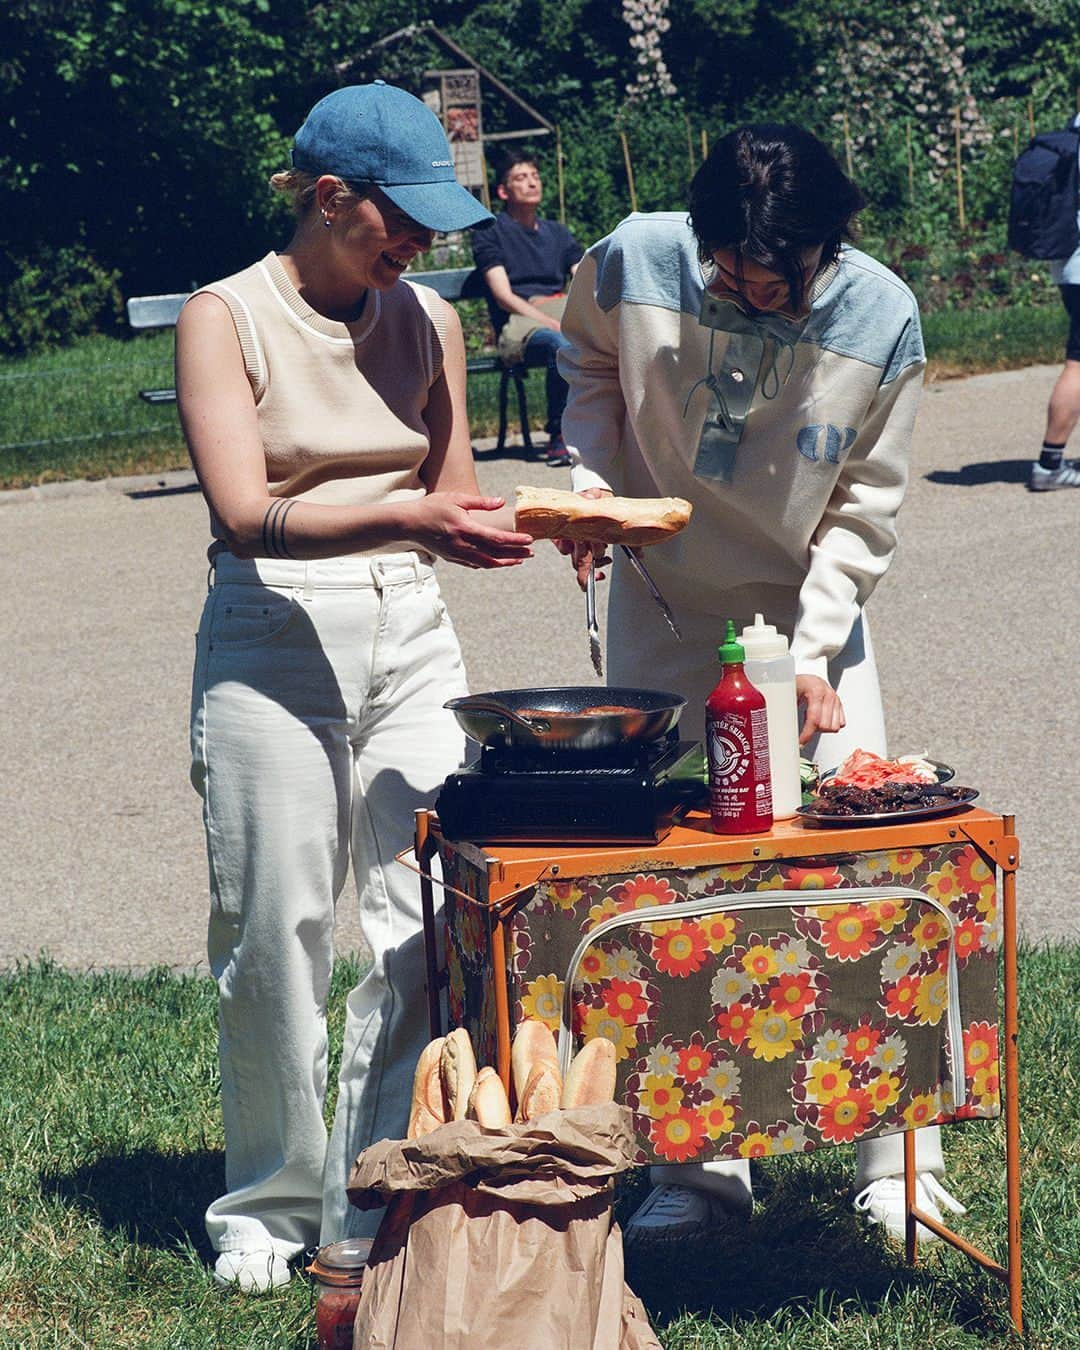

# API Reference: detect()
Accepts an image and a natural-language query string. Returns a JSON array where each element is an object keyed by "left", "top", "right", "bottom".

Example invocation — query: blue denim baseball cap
[{"left": 292, "top": 82, "right": 493, "bottom": 233}]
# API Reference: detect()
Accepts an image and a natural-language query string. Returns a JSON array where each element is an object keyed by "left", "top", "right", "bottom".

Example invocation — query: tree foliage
[{"left": 2, "top": 0, "right": 1079, "bottom": 353}]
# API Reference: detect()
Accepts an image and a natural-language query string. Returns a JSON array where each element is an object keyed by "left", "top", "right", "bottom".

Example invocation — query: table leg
[
  {"left": 1002, "top": 833, "right": 1023, "bottom": 1336},
  {"left": 904, "top": 1129, "right": 918, "bottom": 1266}
]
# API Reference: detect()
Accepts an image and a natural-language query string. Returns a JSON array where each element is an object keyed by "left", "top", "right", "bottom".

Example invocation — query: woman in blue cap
[{"left": 177, "top": 82, "right": 533, "bottom": 1291}]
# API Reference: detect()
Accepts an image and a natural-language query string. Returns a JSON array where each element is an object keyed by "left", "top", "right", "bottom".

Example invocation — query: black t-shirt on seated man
[{"left": 472, "top": 212, "right": 584, "bottom": 335}]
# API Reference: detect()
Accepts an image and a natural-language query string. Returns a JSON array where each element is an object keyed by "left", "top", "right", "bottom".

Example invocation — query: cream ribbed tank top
[{"left": 194, "top": 251, "right": 451, "bottom": 555}]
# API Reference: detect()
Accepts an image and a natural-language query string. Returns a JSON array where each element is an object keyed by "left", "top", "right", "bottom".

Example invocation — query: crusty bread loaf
[
  {"left": 408, "top": 1103, "right": 446, "bottom": 1140},
  {"left": 467, "top": 1066, "right": 513, "bottom": 1128},
  {"left": 514, "top": 486, "right": 692, "bottom": 547},
  {"left": 440, "top": 1028, "right": 478, "bottom": 1122},
  {"left": 511, "top": 1019, "right": 559, "bottom": 1105},
  {"left": 407, "top": 1037, "right": 447, "bottom": 1138},
  {"left": 560, "top": 1037, "right": 617, "bottom": 1109},
  {"left": 516, "top": 1060, "right": 563, "bottom": 1122}
]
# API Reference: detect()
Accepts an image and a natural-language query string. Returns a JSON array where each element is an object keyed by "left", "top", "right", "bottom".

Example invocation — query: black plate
[{"left": 796, "top": 786, "right": 979, "bottom": 828}]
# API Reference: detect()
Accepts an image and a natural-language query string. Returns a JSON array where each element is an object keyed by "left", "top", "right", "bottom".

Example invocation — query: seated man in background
[{"left": 472, "top": 149, "right": 584, "bottom": 465}]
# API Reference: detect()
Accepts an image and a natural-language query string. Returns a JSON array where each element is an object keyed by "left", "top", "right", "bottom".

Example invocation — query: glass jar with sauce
[{"left": 308, "top": 1237, "right": 372, "bottom": 1349}]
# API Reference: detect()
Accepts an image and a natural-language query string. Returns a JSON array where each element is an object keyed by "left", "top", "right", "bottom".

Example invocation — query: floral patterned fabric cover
[{"left": 440, "top": 842, "right": 1001, "bottom": 1166}]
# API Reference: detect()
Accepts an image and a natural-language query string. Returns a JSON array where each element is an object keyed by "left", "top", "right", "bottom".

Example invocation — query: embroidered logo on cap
[{"left": 432, "top": 159, "right": 452, "bottom": 167}]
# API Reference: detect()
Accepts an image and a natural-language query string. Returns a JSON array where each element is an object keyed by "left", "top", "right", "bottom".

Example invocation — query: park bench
[{"left": 125, "top": 267, "right": 536, "bottom": 453}]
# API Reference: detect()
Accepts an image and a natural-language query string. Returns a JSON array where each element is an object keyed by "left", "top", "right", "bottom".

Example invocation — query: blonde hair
[{"left": 269, "top": 168, "right": 370, "bottom": 217}]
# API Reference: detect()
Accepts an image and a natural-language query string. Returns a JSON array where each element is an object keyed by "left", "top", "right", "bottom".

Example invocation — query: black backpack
[{"left": 1008, "top": 125, "right": 1080, "bottom": 259}]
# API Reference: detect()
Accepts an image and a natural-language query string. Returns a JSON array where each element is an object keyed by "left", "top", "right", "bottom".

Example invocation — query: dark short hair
[
  {"left": 688, "top": 124, "right": 865, "bottom": 310},
  {"left": 493, "top": 147, "right": 539, "bottom": 190}
]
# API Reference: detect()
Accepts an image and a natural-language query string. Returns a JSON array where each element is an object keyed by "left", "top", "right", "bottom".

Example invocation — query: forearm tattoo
[{"left": 261, "top": 499, "right": 297, "bottom": 559}]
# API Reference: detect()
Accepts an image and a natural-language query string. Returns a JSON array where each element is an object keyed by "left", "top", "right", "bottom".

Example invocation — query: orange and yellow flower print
[
  {"left": 746, "top": 1009, "right": 800, "bottom": 1061},
  {"left": 793, "top": 1017, "right": 909, "bottom": 1145},
  {"left": 652, "top": 921, "right": 710, "bottom": 977},
  {"left": 570, "top": 940, "right": 659, "bottom": 1062},
  {"left": 521, "top": 973, "right": 563, "bottom": 1030},
  {"left": 627, "top": 1034, "right": 739, "bottom": 1164},
  {"left": 727, "top": 1119, "right": 811, "bottom": 1159},
  {"left": 650, "top": 1107, "right": 707, "bottom": 1162},
  {"left": 712, "top": 933, "right": 828, "bottom": 1061},
  {"left": 781, "top": 864, "right": 846, "bottom": 891},
  {"left": 699, "top": 1099, "right": 736, "bottom": 1140},
  {"left": 818, "top": 1089, "right": 873, "bottom": 1143},
  {"left": 961, "top": 1021, "right": 1000, "bottom": 1115},
  {"left": 581, "top": 1004, "right": 639, "bottom": 1060},
  {"left": 638, "top": 1073, "right": 683, "bottom": 1118},
  {"left": 817, "top": 905, "right": 882, "bottom": 961}
]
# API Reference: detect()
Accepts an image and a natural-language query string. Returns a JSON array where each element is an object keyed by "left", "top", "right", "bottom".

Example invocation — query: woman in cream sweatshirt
[{"left": 557, "top": 123, "right": 965, "bottom": 1250}]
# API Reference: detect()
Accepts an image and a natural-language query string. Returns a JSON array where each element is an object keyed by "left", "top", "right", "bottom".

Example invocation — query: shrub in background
[{"left": 0, "top": 245, "right": 122, "bottom": 357}]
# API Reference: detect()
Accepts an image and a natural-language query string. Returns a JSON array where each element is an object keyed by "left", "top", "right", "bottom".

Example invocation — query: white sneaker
[
  {"left": 213, "top": 1249, "right": 291, "bottom": 1292},
  {"left": 1029, "top": 460, "right": 1080, "bottom": 490},
  {"left": 853, "top": 1172, "right": 967, "bottom": 1245},
  {"left": 625, "top": 1183, "right": 745, "bottom": 1248}
]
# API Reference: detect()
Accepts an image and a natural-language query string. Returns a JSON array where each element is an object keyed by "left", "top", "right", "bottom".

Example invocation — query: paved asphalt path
[{"left": 3, "top": 363, "right": 1077, "bottom": 972}]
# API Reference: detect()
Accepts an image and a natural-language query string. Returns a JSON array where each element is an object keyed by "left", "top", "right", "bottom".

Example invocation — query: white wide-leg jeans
[
  {"left": 190, "top": 552, "right": 467, "bottom": 1260},
  {"left": 604, "top": 572, "right": 945, "bottom": 1195}
]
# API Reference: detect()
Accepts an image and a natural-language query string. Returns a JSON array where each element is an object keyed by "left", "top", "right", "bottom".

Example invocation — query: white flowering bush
[
  {"left": 621, "top": 0, "right": 676, "bottom": 102},
  {"left": 815, "top": 1, "right": 991, "bottom": 181}
]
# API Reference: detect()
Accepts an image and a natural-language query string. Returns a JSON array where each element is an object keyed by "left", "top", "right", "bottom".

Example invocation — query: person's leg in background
[
  {"left": 523, "top": 325, "right": 573, "bottom": 465},
  {"left": 321, "top": 562, "right": 469, "bottom": 1244},
  {"left": 1030, "top": 285, "right": 1080, "bottom": 490}
]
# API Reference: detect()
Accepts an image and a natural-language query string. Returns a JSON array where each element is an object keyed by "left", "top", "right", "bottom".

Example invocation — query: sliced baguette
[
  {"left": 561, "top": 1037, "right": 617, "bottom": 1109},
  {"left": 467, "top": 1066, "right": 513, "bottom": 1128},
  {"left": 511, "top": 1019, "right": 560, "bottom": 1105},
  {"left": 407, "top": 1036, "right": 448, "bottom": 1139},
  {"left": 440, "top": 1027, "right": 478, "bottom": 1122},
  {"left": 516, "top": 1059, "right": 563, "bottom": 1122},
  {"left": 514, "top": 485, "right": 692, "bottom": 547}
]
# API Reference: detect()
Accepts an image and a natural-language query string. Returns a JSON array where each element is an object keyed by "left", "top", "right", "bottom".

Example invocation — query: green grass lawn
[
  {"left": 0, "top": 301, "right": 1068, "bottom": 491},
  {"left": 2, "top": 945, "right": 1077, "bottom": 1347}
]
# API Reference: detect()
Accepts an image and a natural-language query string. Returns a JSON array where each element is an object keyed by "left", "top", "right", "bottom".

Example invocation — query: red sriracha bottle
[{"left": 706, "top": 619, "right": 773, "bottom": 834}]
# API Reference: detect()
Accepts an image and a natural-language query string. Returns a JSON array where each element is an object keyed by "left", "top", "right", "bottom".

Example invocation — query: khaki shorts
[{"left": 496, "top": 294, "right": 568, "bottom": 366}]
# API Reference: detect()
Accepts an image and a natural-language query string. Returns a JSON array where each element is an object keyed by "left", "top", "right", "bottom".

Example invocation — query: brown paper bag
[{"left": 346, "top": 1103, "right": 659, "bottom": 1350}]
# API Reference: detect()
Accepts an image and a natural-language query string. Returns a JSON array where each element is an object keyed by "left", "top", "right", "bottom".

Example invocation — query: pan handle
[{"left": 443, "top": 695, "right": 550, "bottom": 734}]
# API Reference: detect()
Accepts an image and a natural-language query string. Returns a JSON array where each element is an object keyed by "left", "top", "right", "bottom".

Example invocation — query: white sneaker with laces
[
  {"left": 213, "top": 1249, "right": 291, "bottom": 1292},
  {"left": 1029, "top": 460, "right": 1080, "bottom": 490},
  {"left": 853, "top": 1172, "right": 967, "bottom": 1245},
  {"left": 625, "top": 1183, "right": 739, "bottom": 1247}
]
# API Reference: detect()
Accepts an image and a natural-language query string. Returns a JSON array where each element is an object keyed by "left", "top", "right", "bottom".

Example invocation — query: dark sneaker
[
  {"left": 1029, "top": 460, "right": 1080, "bottom": 490},
  {"left": 545, "top": 434, "right": 572, "bottom": 467}
]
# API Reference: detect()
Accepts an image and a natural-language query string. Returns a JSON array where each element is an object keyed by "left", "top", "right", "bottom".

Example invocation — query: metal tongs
[
  {"left": 620, "top": 545, "right": 682, "bottom": 640},
  {"left": 586, "top": 557, "right": 603, "bottom": 677}
]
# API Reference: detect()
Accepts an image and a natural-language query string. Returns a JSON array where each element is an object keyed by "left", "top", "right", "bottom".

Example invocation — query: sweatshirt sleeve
[
  {"left": 559, "top": 248, "right": 625, "bottom": 493},
  {"left": 790, "top": 347, "right": 924, "bottom": 679}
]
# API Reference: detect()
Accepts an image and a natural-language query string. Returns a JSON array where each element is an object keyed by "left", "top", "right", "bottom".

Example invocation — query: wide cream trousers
[{"left": 190, "top": 553, "right": 467, "bottom": 1259}]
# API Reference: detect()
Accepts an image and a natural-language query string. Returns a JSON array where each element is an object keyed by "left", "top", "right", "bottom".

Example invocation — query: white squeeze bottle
[{"left": 738, "top": 614, "right": 801, "bottom": 819}]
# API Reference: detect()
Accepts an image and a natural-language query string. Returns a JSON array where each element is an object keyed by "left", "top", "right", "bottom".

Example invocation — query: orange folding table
[{"left": 410, "top": 804, "right": 1022, "bottom": 1334}]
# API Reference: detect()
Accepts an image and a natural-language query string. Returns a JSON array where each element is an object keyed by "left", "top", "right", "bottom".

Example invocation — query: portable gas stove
[{"left": 434, "top": 733, "right": 706, "bottom": 844}]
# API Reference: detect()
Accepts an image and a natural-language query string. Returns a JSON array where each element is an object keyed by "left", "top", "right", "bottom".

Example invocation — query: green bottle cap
[{"left": 717, "top": 618, "right": 745, "bottom": 663}]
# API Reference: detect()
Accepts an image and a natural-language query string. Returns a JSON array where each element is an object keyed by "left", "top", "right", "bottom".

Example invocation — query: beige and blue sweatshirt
[{"left": 560, "top": 213, "right": 925, "bottom": 679}]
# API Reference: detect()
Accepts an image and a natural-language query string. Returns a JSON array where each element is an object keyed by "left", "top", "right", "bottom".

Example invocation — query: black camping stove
[{"left": 435, "top": 733, "right": 707, "bottom": 844}]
